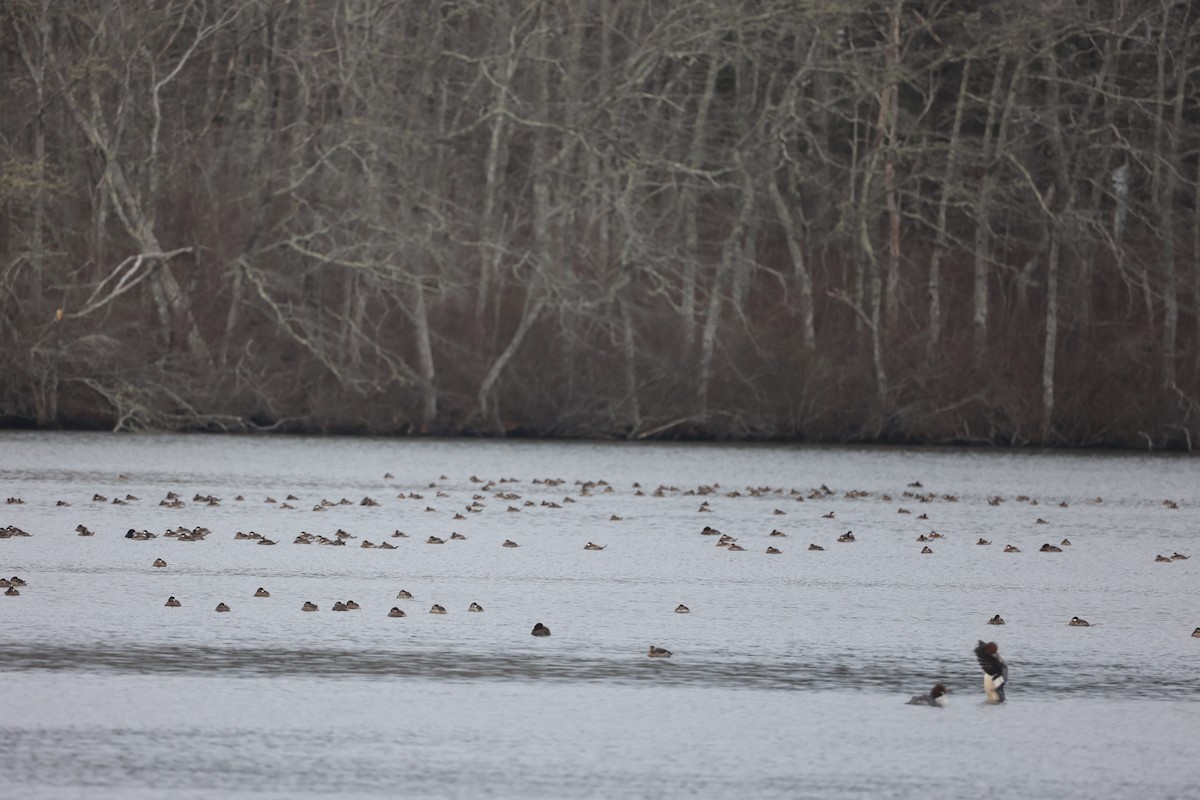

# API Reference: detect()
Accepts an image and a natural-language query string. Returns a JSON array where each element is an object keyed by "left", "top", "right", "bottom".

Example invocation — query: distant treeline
[{"left": 2, "top": 1, "right": 1199, "bottom": 447}]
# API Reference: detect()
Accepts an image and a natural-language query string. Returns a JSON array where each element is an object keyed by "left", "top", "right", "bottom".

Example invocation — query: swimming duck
[
  {"left": 346, "top": 601, "right": 360, "bottom": 610},
  {"left": 430, "top": 604, "right": 447, "bottom": 614},
  {"left": 392, "top": 530, "right": 409, "bottom": 538},
  {"left": 1040, "top": 543, "right": 1062, "bottom": 552},
  {"left": 76, "top": 525, "right": 94, "bottom": 536},
  {"left": 808, "top": 543, "right": 825, "bottom": 551},
  {"left": 821, "top": 512, "right": 835, "bottom": 519},
  {"left": 1003, "top": 545, "right": 1021, "bottom": 553},
  {"left": 701, "top": 526, "right": 721, "bottom": 536},
  {"left": 450, "top": 532, "right": 467, "bottom": 540},
  {"left": 257, "top": 538, "right": 277, "bottom": 545},
  {"left": 977, "top": 538, "right": 991, "bottom": 545},
  {"left": 5, "top": 586, "right": 20, "bottom": 596},
  {"left": 988, "top": 615, "right": 1005, "bottom": 625},
  {"left": 468, "top": 602, "right": 484, "bottom": 612},
  {"left": 502, "top": 540, "right": 519, "bottom": 548},
  {"left": 1155, "top": 555, "right": 1173, "bottom": 563},
  {"left": 766, "top": 546, "right": 782, "bottom": 554},
  {"left": 837, "top": 532, "right": 855, "bottom": 543},
  {"left": 1192, "top": 628, "right": 1200, "bottom": 638},
  {"left": 254, "top": 588, "right": 270, "bottom": 597},
  {"left": 215, "top": 603, "right": 231, "bottom": 612},
  {"left": 332, "top": 602, "right": 348, "bottom": 611},
  {"left": 9, "top": 577, "right": 26, "bottom": 586},
  {"left": 769, "top": 529, "right": 787, "bottom": 538},
  {"left": 388, "top": 607, "right": 406, "bottom": 617},
  {"left": 361, "top": 541, "right": 376, "bottom": 548},
  {"left": 427, "top": 536, "right": 445, "bottom": 544},
  {"left": 396, "top": 590, "right": 413, "bottom": 599},
  {"left": 974, "top": 641, "right": 1008, "bottom": 704},
  {"left": 531, "top": 622, "right": 551, "bottom": 637},
  {"left": 727, "top": 543, "right": 745, "bottom": 551},
  {"left": 584, "top": 542, "right": 606, "bottom": 551},
  {"left": 1061, "top": 539, "right": 1072, "bottom": 546},
  {"left": 906, "top": 683, "right": 950, "bottom": 707},
  {"left": 1035, "top": 518, "right": 1049, "bottom": 525},
  {"left": 916, "top": 534, "right": 929, "bottom": 542},
  {"left": 1172, "top": 552, "right": 1189, "bottom": 560},
  {"left": 164, "top": 596, "right": 180, "bottom": 607},
  {"left": 1069, "top": 616, "right": 1090, "bottom": 627},
  {"left": 153, "top": 558, "right": 167, "bottom": 568},
  {"left": 917, "top": 513, "right": 929, "bottom": 520},
  {"left": 675, "top": 604, "right": 690, "bottom": 613},
  {"left": 648, "top": 645, "right": 672, "bottom": 658},
  {"left": 921, "top": 546, "right": 933, "bottom": 554},
  {"left": 302, "top": 601, "right": 318, "bottom": 612},
  {"left": 379, "top": 542, "right": 397, "bottom": 550}
]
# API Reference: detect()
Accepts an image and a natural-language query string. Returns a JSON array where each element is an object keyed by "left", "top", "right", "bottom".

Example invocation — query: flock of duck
[{"left": 3, "top": 474, "right": 1197, "bottom": 688}]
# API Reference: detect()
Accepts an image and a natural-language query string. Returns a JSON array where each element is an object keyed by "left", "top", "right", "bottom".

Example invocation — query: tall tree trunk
[
  {"left": 767, "top": 151, "right": 815, "bottom": 350},
  {"left": 1157, "top": 12, "right": 1186, "bottom": 389},
  {"left": 619, "top": 298, "right": 641, "bottom": 437},
  {"left": 475, "top": 294, "right": 548, "bottom": 430},
  {"left": 413, "top": 282, "right": 437, "bottom": 429},
  {"left": 972, "top": 56, "right": 1008, "bottom": 370},
  {"left": 882, "top": 0, "right": 902, "bottom": 331},
  {"left": 1042, "top": 227, "right": 1060, "bottom": 439},
  {"left": 680, "top": 54, "right": 721, "bottom": 355},
  {"left": 927, "top": 57, "right": 971, "bottom": 359}
]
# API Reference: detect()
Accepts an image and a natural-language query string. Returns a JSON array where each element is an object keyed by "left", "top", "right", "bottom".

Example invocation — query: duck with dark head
[
  {"left": 974, "top": 641, "right": 1008, "bottom": 704},
  {"left": 907, "top": 683, "right": 950, "bottom": 707}
]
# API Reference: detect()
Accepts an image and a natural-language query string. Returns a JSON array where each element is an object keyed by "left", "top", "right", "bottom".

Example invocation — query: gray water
[{"left": 1, "top": 431, "right": 1198, "bottom": 799}]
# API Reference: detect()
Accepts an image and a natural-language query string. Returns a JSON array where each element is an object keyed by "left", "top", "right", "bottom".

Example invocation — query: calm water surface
[{"left": 1, "top": 432, "right": 1198, "bottom": 799}]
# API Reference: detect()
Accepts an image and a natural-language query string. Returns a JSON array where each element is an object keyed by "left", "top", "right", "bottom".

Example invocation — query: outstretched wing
[{"left": 974, "top": 640, "right": 1003, "bottom": 677}]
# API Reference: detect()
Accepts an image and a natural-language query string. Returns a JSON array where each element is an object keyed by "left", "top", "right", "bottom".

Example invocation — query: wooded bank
[{"left": 3, "top": 1, "right": 1200, "bottom": 448}]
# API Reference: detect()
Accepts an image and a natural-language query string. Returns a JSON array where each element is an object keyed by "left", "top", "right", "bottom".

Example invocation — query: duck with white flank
[
  {"left": 907, "top": 683, "right": 950, "bottom": 707},
  {"left": 974, "top": 640, "right": 1008, "bottom": 704}
]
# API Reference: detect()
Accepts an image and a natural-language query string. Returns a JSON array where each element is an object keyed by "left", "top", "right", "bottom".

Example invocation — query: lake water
[{"left": 1, "top": 432, "right": 1198, "bottom": 799}]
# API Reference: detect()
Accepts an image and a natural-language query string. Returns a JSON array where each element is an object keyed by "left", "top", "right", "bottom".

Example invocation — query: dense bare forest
[{"left": 2, "top": 1, "right": 1199, "bottom": 446}]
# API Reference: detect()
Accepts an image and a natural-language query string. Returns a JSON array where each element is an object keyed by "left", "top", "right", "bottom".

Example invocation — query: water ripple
[{"left": 2, "top": 643, "right": 1195, "bottom": 699}]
